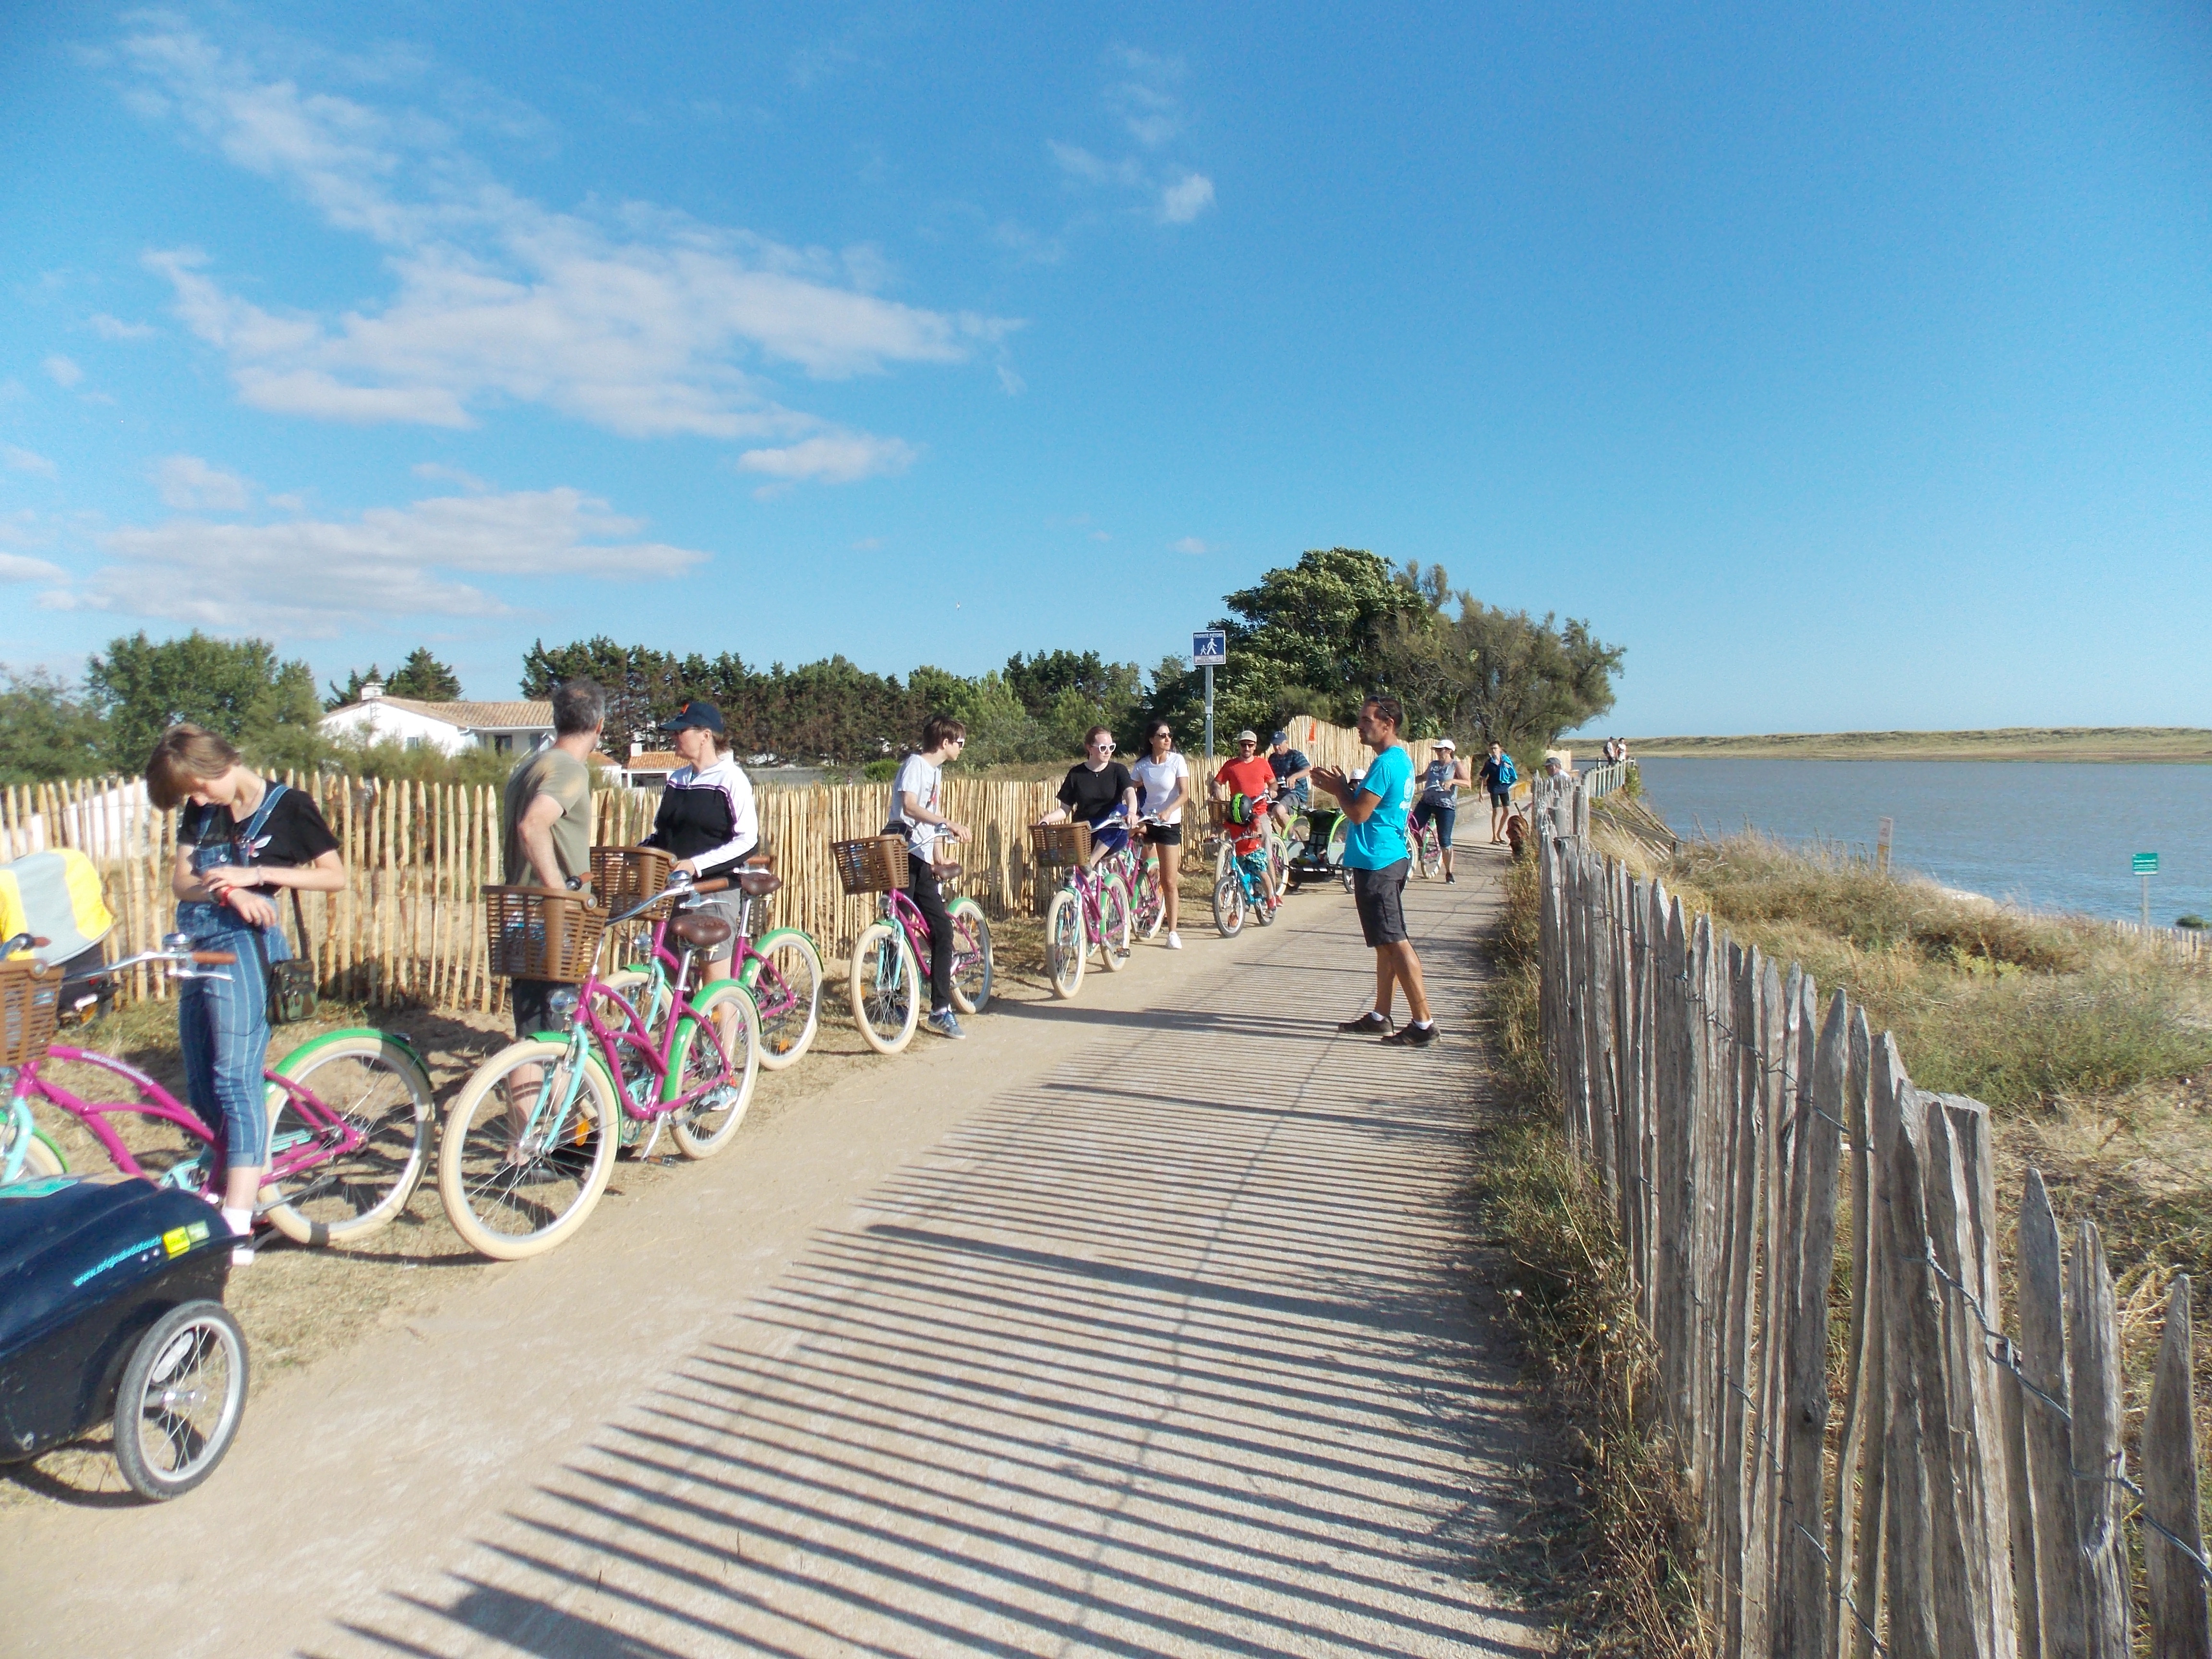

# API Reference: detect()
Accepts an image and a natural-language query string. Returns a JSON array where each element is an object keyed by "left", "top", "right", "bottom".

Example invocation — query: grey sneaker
[
  {"left": 1381, "top": 1022, "right": 1439, "bottom": 1047},
  {"left": 927, "top": 1008, "right": 967, "bottom": 1041},
  {"left": 1336, "top": 1010, "right": 1394, "bottom": 1034}
]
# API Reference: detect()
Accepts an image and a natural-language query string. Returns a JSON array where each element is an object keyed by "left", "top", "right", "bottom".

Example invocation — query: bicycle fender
[
  {"left": 270, "top": 1025, "right": 435, "bottom": 1093},
  {"left": 740, "top": 928, "right": 815, "bottom": 987}
]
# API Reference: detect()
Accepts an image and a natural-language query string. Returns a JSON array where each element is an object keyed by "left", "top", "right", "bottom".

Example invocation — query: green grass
[{"left": 1623, "top": 726, "right": 2212, "bottom": 762}]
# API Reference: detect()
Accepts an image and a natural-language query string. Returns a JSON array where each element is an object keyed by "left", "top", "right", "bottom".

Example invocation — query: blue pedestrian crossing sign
[
  {"left": 1192, "top": 630, "right": 1227, "bottom": 666},
  {"left": 2134, "top": 852, "right": 2159, "bottom": 875}
]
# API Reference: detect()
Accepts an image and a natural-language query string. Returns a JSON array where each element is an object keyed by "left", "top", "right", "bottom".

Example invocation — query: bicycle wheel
[
  {"left": 1418, "top": 824, "right": 1444, "bottom": 879},
  {"left": 260, "top": 1032, "right": 434, "bottom": 1246},
  {"left": 1096, "top": 876, "right": 1133, "bottom": 972},
  {"left": 1044, "top": 889, "right": 1085, "bottom": 999},
  {"left": 949, "top": 898, "right": 993, "bottom": 1015},
  {"left": 1212, "top": 871, "right": 1245, "bottom": 937},
  {"left": 1288, "top": 812, "right": 1311, "bottom": 848},
  {"left": 1269, "top": 839, "right": 1291, "bottom": 899},
  {"left": 111, "top": 1299, "right": 247, "bottom": 1501},
  {"left": 849, "top": 919, "right": 921, "bottom": 1054},
  {"left": 667, "top": 982, "right": 761, "bottom": 1159},
  {"left": 2, "top": 1100, "right": 64, "bottom": 1181},
  {"left": 1133, "top": 868, "right": 1165, "bottom": 940},
  {"left": 1256, "top": 873, "right": 1279, "bottom": 926},
  {"left": 748, "top": 928, "right": 822, "bottom": 1070},
  {"left": 437, "top": 1038, "right": 621, "bottom": 1261},
  {"left": 1327, "top": 816, "right": 1351, "bottom": 873}
]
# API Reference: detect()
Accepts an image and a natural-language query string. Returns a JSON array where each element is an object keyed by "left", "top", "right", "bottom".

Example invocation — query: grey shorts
[{"left": 1351, "top": 860, "right": 1410, "bottom": 947}]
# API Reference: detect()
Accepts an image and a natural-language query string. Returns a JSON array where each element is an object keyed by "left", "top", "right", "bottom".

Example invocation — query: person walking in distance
[
  {"left": 1410, "top": 737, "right": 1471, "bottom": 883},
  {"left": 1477, "top": 741, "right": 1517, "bottom": 845},
  {"left": 1130, "top": 721, "right": 1190, "bottom": 949},
  {"left": 500, "top": 679, "right": 605, "bottom": 1148},
  {"left": 1313, "top": 696, "right": 1436, "bottom": 1046},
  {"left": 890, "top": 714, "right": 971, "bottom": 1040}
]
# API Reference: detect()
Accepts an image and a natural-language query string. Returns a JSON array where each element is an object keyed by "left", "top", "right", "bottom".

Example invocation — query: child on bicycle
[
  {"left": 148, "top": 724, "right": 347, "bottom": 1262},
  {"left": 889, "top": 714, "right": 971, "bottom": 1040},
  {"left": 1211, "top": 729, "right": 1281, "bottom": 918}
]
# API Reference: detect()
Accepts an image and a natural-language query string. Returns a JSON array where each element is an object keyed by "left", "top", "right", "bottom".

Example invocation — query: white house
[{"left": 320, "top": 682, "right": 556, "bottom": 757}]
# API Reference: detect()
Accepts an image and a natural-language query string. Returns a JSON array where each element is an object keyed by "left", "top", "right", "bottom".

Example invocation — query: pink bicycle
[
  {"left": 847, "top": 859, "right": 994, "bottom": 1055},
  {"left": 1, "top": 931, "right": 436, "bottom": 1246},
  {"left": 436, "top": 874, "right": 761, "bottom": 1260}
]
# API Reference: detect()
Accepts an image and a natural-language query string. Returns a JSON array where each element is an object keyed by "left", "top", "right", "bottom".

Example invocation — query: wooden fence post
[
  {"left": 2145, "top": 1275, "right": 2211, "bottom": 1659},
  {"left": 2068, "top": 1221, "right": 2132, "bottom": 1659},
  {"left": 2020, "top": 1169, "right": 2084, "bottom": 1659}
]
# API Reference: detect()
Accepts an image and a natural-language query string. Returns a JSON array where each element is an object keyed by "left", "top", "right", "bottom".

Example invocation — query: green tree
[
  {"left": 520, "top": 637, "right": 685, "bottom": 756},
  {"left": 0, "top": 668, "right": 108, "bottom": 784},
  {"left": 86, "top": 631, "right": 325, "bottom": 775},
  {"left": 1144, "top": 547, "right": 1437, "bottom": 742},
  {"left": 1003, "top": 649, "right": 1145, "bottom": 756},
  {"left": 325, "top": 648, "right": 463, "bottom": 709},
  {"left": 909, "top": 667, "right": 1049, "bottom": 766},
  {"left": 1375, "top": 591, "right": 1624, "bottom": 757}
]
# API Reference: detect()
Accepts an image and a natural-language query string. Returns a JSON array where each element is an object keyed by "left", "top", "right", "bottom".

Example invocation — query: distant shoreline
[{"left": 1621, "top": 726, "right": 2212, "bottom": 763}]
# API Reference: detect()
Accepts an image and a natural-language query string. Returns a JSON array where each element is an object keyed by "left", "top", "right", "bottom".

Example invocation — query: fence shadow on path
[{"left": 326, "top": 877, "right": 1541, "bottom": 1659}]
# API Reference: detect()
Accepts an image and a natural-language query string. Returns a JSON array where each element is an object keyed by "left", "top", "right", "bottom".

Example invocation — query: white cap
[{"left": 1435, "top": 737, "right": 1455, "bottom": 749}]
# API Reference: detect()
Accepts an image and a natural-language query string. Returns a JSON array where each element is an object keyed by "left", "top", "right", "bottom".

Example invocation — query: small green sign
[{"left": 2134, "top": 853, "right": 2160, "bottom": 875}]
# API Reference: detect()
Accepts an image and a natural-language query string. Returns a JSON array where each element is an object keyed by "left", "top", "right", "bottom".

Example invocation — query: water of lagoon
[{"left": 1632, "top": 759, "right": 2212, "bottom": 926}]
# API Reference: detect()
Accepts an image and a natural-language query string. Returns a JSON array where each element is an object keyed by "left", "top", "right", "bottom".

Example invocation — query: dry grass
[
  {"left": 1478, "top": 850, "right": 1708, "bottom": 1656},
  {"left": 1593, "top": 796, "right": 2212, "bottom": 1629}
]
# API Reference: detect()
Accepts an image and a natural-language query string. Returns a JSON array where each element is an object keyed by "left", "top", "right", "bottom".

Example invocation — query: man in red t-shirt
[{"left": 1212, "top": 729, "right": 1279, "bottom": 854}]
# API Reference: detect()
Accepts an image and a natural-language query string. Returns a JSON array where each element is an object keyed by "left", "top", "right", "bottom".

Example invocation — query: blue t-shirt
[{"left": 1343, "top": 745, "right": 1414, "bottom": 870}]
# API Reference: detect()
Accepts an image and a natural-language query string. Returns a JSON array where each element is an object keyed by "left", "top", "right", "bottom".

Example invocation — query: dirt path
[{"left": 1, "top": 843, "right": 1544, "bottom": 1658}]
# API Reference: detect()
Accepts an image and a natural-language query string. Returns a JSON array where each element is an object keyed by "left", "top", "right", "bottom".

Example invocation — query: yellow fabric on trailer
[{"left": 0, "top": 848, "right": 116, "bottom": 965}]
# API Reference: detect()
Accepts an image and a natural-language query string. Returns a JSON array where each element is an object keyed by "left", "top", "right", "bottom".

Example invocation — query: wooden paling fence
[
  {"left": 0, "top": 771, "right": 1069, "bottom": 1011},
  {"left": 1533, "top": 773, "right": 2212, "bottom": 1659}
]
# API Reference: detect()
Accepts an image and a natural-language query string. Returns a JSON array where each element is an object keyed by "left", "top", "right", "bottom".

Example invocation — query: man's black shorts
[
  {"left": 512, "top": 977, "right": 563, "bottom": 1038},
  {"left": 1351, "top": 860, "right": 1410, "bottom": 947}
]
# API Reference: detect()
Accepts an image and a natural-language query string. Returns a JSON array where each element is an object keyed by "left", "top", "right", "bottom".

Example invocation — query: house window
[{"left": 492, "top": 733, "right": 513, "bottom": 754}]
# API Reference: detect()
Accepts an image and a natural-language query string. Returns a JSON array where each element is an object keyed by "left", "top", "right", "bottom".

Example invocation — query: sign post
[
  {"left": 1875, "top": 817, "right": 1894, "bottom": 871},
  {"left": 1192, "top": 631, "right": 1227, "bottom": 772},
  {"left": 2134, "top": 852, "right": 2159, "bottom": 928}
]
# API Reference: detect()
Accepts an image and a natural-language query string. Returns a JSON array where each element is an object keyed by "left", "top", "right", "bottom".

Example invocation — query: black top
[
  {"left": 182, "top": 781, "right": 339, "bottom": 891},
  {"left": 1058, "top": 761, "right": 1134, "bottom": 827},
  {"left": 641, "top": 775, "right": 753, "bottom": 878}
]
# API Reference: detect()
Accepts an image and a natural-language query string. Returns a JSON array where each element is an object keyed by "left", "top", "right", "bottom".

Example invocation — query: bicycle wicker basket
[
  {"left": 481, "top": 886, "right": 608, "bottom": 982},
  {"left": 590, "top": 845, "right": 676, "bottom": 918},
  {"left": 831, "top": 836, "right": 907, "bottom": 895},
  {"left": 0, "top": 958, "right": 59, "bottom": 1070},
  {"left": 1030, "top": 822, "right": 1093, "bottom": 866}
]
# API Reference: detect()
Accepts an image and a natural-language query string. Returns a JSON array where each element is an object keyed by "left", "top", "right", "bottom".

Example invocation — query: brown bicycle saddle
[
  {"left": 932, "top": 862, "right": 963, "bottom": 881},
  {"left": 669, "top": 912, "right": 733, "bottom": 948},
  {"left": 738, "top": 869, "right": 781, "bottom": 896}
]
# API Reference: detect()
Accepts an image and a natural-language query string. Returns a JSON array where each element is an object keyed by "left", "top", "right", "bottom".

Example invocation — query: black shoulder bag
[{"left": 238, "top": 783, "right": 321, "bottom": 1026}]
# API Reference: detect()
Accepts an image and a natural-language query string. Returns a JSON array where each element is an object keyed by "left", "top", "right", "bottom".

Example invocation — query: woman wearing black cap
[{"left": 642, "top": 700, "right": 758, "bottom": 987}]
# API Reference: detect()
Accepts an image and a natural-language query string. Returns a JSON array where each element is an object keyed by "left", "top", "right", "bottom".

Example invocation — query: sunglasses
[{"left": 1089, "top": 740, "right": 1115, "bottom": 752}]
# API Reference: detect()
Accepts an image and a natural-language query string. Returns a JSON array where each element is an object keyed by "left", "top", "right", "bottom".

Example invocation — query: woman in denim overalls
[{"left": 148, "top": 725, "right": 346, "bottom": 1261}]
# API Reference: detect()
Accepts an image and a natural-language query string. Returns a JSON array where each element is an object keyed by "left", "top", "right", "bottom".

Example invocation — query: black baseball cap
[{"left": 661, "top": 700, "right": 726, "bottom": 735}]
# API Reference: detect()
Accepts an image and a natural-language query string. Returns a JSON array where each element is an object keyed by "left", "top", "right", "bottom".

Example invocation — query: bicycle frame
[
  {"left": 11, "top": 1046, "right": 370, "bottom": 1196},
  {"left": 559, "top": 906, "right": 735, "bottom": 1128}
]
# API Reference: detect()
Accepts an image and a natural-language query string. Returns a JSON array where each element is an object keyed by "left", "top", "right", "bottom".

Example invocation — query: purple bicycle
[
  {"left": 1, "top": 931, "right": 436, "bottom": 1246},
  {"left": 847, "top": 860, "right": 994, "bottom": 1055}
]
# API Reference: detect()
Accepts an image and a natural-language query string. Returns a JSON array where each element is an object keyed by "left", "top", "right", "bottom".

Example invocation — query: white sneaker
[{"left": 1166, "top": 931, "right": 1183, "bottom": 950}]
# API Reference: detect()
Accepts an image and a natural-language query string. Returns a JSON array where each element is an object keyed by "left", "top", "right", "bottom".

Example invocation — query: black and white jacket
[{"left": 642, "top": 755, "right": 758, "bottom": 880}]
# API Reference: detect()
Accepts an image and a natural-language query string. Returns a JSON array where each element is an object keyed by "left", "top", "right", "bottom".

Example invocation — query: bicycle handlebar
[{"left": 0, "top": 933, "right": 47, "bottom": 957}]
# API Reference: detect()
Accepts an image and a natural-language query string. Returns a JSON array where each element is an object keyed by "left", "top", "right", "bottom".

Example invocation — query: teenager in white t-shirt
[
  {"left": 889, "top": 713, "right": 971, "bottom": 1039},
  {"left": 1129, "top": 721, "right": 1190, "bottom": 948}
]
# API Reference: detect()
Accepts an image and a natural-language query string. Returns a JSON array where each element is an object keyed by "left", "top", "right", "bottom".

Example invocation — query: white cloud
[
  {"left": 1106, "top": 48, "right": 1188, "bottom": 148},
  {"left": 1050, "top": 143, "right": 1143, "bottom": 189},
  {"left": 82, "top": 487, "right": 708, "bottom": 637},
  {"left": 88, "top": 313, "right": 157, "bottom": 341},
  {"left": 410, "top": 461, "right": 490, "bottom": 492},
  {"left": 1159, "top": 173, "right": 1215, "bottom": 225},
  {"left": 42, "top": 355, "right": 83, "bottom": 388},
  {"left": 1171, "top": 536, "right": 1212, "bottom": 555},
  {"left": 1051, "top": 48, "right": 1213, "bottom": 228},
  {"left": 120, "top": 25, "right": 1012, "bottom": 467},
  {"left": 736, "top": 432, "right": 918, "bottom": 497},
  {"left": 152, "top": 454, "right": 254, "bottom": 511},
  {"left": 0, "top": 553, "right": 66, "bottom": 583},
  {"left": 2, "top": 446, "right": 57, "bottom": 479}
]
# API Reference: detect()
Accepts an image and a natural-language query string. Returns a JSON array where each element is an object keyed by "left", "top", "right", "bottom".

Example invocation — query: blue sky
[{"left": 3, "top": 3, "right": 2208, "bottom": 735}]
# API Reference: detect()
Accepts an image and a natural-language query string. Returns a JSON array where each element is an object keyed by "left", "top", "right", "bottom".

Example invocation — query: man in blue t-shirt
[{"left": 1311, "top": 694, "right": 1436, "bottom": 1046}]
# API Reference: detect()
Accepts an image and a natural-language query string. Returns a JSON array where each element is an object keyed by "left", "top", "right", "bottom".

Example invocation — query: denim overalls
[{"left": 177, "top": 783, "right": 294, "bottom": 1167}]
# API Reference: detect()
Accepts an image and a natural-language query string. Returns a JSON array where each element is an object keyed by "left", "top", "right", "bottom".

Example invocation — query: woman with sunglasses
[
  {"left": 1129, "top": 721, "right": 1189, "bottom": 948},
  {"left": 1036, "top": 725, "right": 1139, "bottom": 869}
]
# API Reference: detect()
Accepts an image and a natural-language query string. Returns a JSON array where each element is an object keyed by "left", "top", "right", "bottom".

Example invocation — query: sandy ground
[{"left": 1, "top": 837, "right": 1543, "bottom": 1658}]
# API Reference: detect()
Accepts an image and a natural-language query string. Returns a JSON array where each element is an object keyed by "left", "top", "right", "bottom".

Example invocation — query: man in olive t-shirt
[{"left": 499, "top": 680, "right": 606, "bottom": 1045}]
